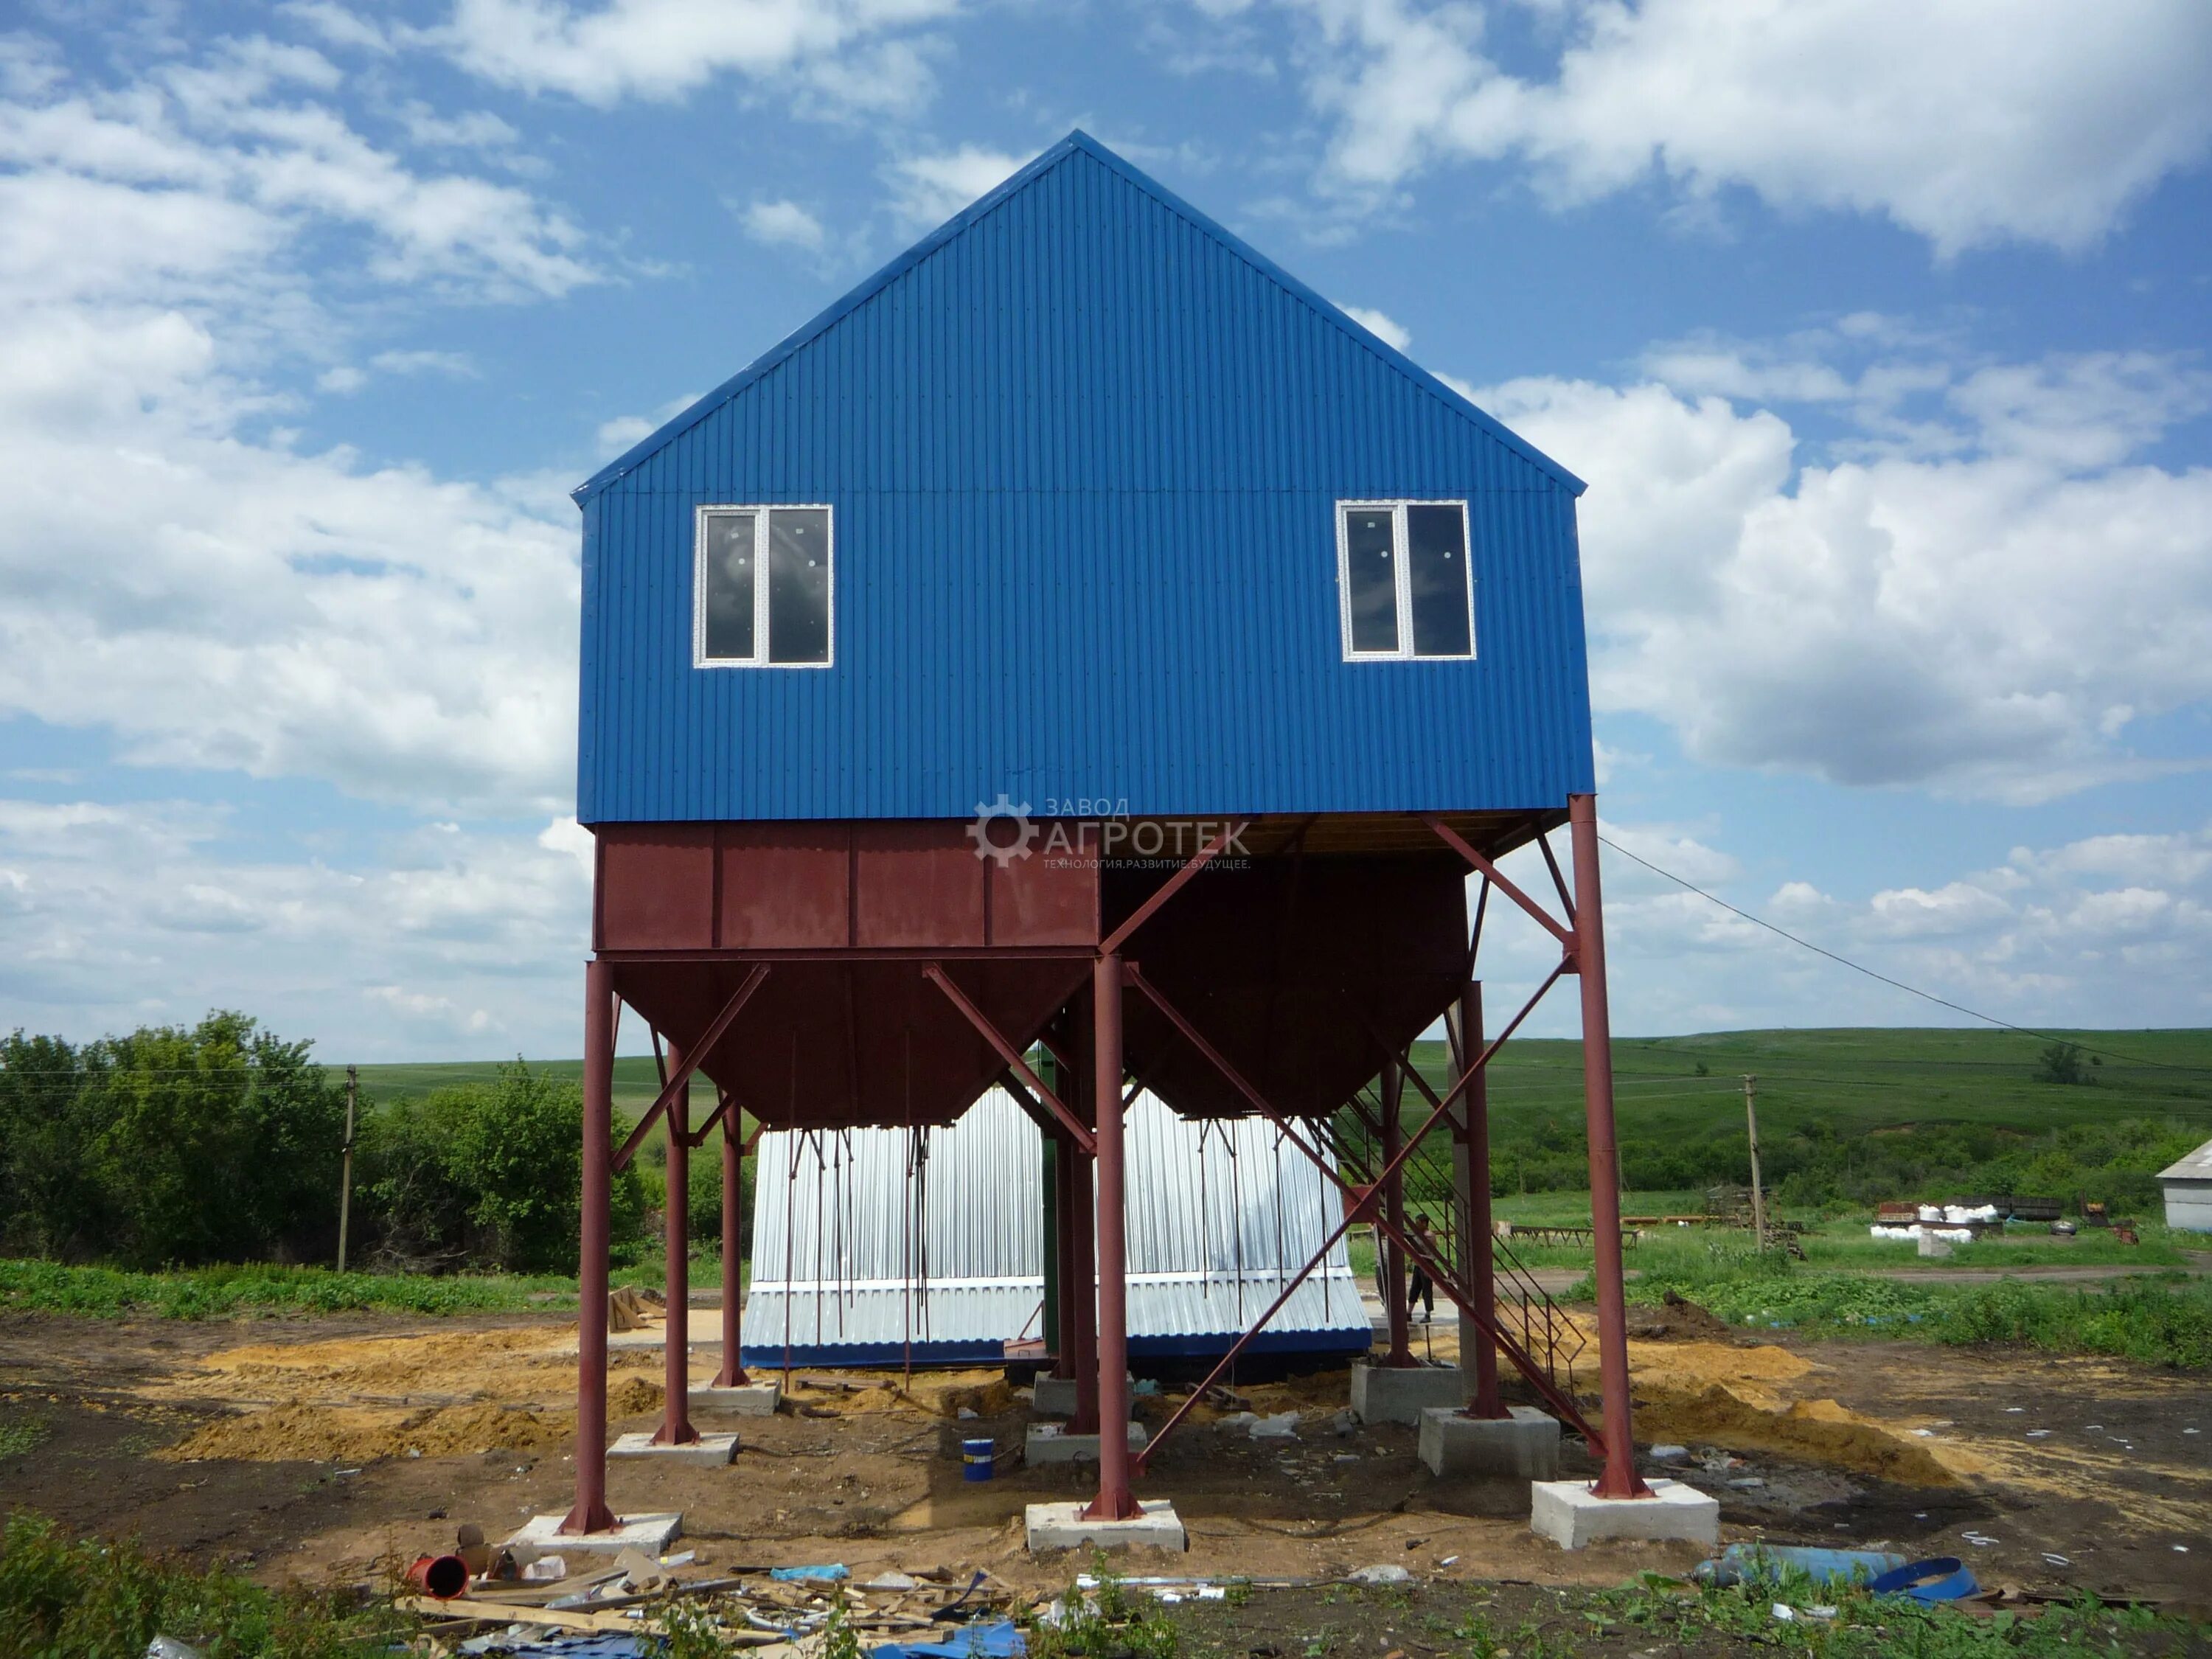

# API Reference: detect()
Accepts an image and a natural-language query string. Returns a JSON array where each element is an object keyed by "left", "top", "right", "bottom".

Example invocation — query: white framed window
[
  {"left": 1335, "top": 500, "right": 1475, "bottom": 661},
  {"left": 695, "top": 504, "right": 834, "bottom": 668}
]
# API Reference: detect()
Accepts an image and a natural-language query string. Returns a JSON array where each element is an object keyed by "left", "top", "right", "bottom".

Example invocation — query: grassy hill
[
  {"left": 354, "top": 1027, "right": 2212, "bottom": 1139},
  {"left": 352, "top": 1026, "right": 2212, "bottom": 1203},
  {"left": 1409, "top": 1024, "right": 2212, "bottom": 1141}
]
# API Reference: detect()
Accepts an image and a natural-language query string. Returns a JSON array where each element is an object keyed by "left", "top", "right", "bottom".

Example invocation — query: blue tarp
[{"left": 869, "top": 1620, "right": 1026, "bottom": 1659}]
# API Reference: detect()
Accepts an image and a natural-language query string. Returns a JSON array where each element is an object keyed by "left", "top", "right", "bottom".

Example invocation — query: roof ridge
[
  {"left": 573, "top": 130, "right": 1583, "bottom": 504},
  {"left": 1054, "top": 132, "right": 1584, "bottom": 494}
]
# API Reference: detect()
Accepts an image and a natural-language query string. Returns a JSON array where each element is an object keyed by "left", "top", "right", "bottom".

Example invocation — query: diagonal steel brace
[
  {"left": 1127, "top": 963, "right": 1604, "bottom": 1465},
  {"left": 923, "top": 964, "right": 1094, "bottom": 1153},
  {"left": 613, "top": 964, "right": 771, "bottom": 1172}
]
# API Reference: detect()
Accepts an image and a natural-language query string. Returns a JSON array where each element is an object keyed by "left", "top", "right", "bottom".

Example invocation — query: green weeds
[
  {"left": 0, "top": 1511, "right": 395, "bottom": 1659},
  {"left": 1585, "top": 1247, "right": 2212, "bottom": 1368},
  {"left": 1027, "top": 1557, "right": 1182, "bottom": 1659}
]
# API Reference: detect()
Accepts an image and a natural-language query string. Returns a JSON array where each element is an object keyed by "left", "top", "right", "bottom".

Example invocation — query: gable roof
[
  {"left": 2161, "top": 1138, "right": 2212, "bottom": 1181},
  {"left": 574, "top": 130, "right": 1584, "bottom": 504}
]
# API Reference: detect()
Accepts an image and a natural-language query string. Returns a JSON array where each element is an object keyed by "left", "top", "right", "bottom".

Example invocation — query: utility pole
[
  {"left": 338, "top": 1065, "right": 358, "bottom": 1273},
  {"left": 1742, "top": 1074, "right": 1765, "bottom": 1248}
]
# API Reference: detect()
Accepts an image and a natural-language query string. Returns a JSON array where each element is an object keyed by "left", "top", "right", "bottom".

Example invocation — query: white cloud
[
  {"left": 434, "top": 0, "right": 958, "bottom": 111},
  {"left": 594, "top": 390, "right": 700, "bottom": 458},
  {"left": 0, "top": 37, "right": 594, "bottom": 816},
  {"left": 741, "top": 197, "right": 827, "bottom": 251},
  {"left": 1270, "top": 0, "right": 2212, "bottom": 254},
  {"left": 1473, "top": 816, "right": 2212, "bottom": 1035},
  {"left": 0, "top": 35, "right": 600, "bottom": 305},
  {"left": 279, "top": 2, "right": 396, "bottom": 57},
  {"left": 1338, "top": 302, "right": 1410, "bottom": 352},
  {"left": 1476, "top": 340, "right": 2212, "bottom": 803},
  {"left": 370, "top": 347, "right": 476, "bottom": 377},
  {"left": 883, "top": 143, "right": 1027, "bottom": 227},
  {"left": 0, "top": 799, "right": 590, "bottom": 1054}
]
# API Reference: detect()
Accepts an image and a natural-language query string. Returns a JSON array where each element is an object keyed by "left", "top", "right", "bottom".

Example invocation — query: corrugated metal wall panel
[
  {"left": 578, "top": 133, "right": 1593, "bottom": 825},
  {"left": 745, "top": 1088, "right": 1368, "bottom": 1361}
]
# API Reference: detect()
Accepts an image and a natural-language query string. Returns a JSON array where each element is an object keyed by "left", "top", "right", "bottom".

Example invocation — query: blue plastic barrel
[{"left": 961, "top": 1437, "right": 995, "bottom": 1481}]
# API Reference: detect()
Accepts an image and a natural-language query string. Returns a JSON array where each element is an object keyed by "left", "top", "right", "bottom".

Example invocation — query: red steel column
[
  {"left": 1380, "top": 1056, "right": 1414, "bottom": 1368},
  {"left": 1460, "top": 982, "right": 1505, "bottom": 1417},
  {"left": 713, "top": 1106, "right": 749, "bottom": 1386},
  {"left": 1069, "top": 1012, "right": 1101, "bottom": 1434},
  {"left": 650, "top": 1043, "right": 698, "bottom": 1445},
  {"left": 1053, "top": 1132, "right": 1078, "bottom": 1380},
  {"left": 562, "top": 959, "right": 617, "bottom": 1534},
  {"left": 1570, "top": 793, "right": 1651, "bottom": 1498},
  {"left": 1083, "top": 952, "right": 1139, "bottom": 1520}
]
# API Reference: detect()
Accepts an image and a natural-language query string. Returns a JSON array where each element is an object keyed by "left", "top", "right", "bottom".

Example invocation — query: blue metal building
[
  {"left": 560, "top": 132, "right": 1649, "bottom": 1532},
  {"left": 575, "top": 130, "right": 1592, "bottom": 827}
]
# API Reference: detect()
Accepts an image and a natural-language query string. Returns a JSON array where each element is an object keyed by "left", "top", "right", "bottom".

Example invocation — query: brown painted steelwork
[
  {"left": 561, "top": 959, "right": 616, "bottom": 1536},
  {"left": 1568, "top": 793, "right": 1651, "bottom": 1498},
  {"left": 653, "top": 1042, "right": 699, "bottom": 1447},
  {"left": 564, "top": 801, "right": 1646, "bottom": 1529},
  {"left": 712, "top": 1099, "right": 749, "bottom": 1387}
]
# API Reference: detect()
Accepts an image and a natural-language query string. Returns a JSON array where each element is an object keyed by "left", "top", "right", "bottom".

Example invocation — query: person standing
[{"left": 1406, "top": 1213, "right": 1437, "bottom": 1324}]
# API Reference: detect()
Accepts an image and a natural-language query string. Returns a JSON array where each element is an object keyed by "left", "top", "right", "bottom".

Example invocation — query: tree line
[{"left": 0, "top": 1014, "right": 663, "bottom": 1273}]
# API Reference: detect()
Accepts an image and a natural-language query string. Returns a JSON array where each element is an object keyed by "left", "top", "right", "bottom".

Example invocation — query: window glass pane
[
  {"left": 1407, "top": 504, "right": 1471, "bottom": 657},
  {"left": 701, "top": 511, "right": 756, "bottom": 660},
  {"left": 767, "top": 508, "right": 831, "bottom": 664},
  {"left": 1343, "top": 507, "right": 1398, "bottom": 653}
]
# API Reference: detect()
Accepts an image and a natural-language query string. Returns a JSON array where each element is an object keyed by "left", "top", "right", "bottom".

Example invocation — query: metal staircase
[{"left": 1320, "top": 1091, "right": 1591, "bottom": 1408}]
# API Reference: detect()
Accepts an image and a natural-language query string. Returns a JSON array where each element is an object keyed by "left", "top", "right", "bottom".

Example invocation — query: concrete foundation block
[
  {"left": 1418, "top": 1405, "right": 1561, "bottom": 1480},
  {"left": 1025, "top": 1422, "right": 1148, "bottom": 1464},
  {"left": 1529, "top": 1478, "right": 1720, "bottom": 1550},
  {"left": 504, "top": 1512, "right": 681, "bottom": 1564},
  {"left": 689, "top": 1382, "right": 782, "bottom": 1417},
  {"left": 1032, "top": 1376, "right": 1079, "bottom": 1416},
  {"left": 608, "top": 1431, "right": 738, "bottom": 1467},
  {"left": 1351, "top": 1362, "right": 1466, "bottom": 1425},
  {"left": 1026, "top": 1500, "right": 1186, "bottom": 1554}
]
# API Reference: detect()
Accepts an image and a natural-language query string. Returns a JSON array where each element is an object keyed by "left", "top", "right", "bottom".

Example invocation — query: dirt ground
[{"left": 0, "top": 1301, "right": 2205, "bottom": 1615}]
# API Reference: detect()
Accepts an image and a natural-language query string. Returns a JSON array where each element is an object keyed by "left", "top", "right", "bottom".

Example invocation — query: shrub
[{"left": 0, "top": 1510, "right": 393, "bottom": 1658}]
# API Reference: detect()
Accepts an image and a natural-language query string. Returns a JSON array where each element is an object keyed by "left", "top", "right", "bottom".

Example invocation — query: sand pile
[
  {"left": 167, "top": 1401, "right": 570, "bottom": 1463},
  {"left": 1633, "top": 1385, "right": 1958, "bottom": 1485},
  {"left": 781, "top": 1369, "right": 1017, "bottom": 1420},
  {"left": 145, "top": 1324, "right": 665, "bottom": 1464}
]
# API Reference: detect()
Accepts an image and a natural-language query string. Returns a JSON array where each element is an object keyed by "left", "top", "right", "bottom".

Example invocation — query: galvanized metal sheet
[{"left": 745, "top": 1088, "right": 1368, "bottom": 1360}]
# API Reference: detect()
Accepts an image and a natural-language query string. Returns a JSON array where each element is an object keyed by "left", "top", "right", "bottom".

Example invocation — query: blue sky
[{"left": 1, "top": 0, "right": 2208, "bottom": 1060}]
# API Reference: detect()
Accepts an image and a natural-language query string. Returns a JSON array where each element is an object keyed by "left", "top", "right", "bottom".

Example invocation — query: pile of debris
[{"left": 395, "top": 1528, "right": 1015, "bottom": 1658}]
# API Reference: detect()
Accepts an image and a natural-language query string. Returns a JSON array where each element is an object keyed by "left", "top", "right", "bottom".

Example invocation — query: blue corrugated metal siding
[{"left": 579, "top": 133, "right": 1594, "bottom": 824}]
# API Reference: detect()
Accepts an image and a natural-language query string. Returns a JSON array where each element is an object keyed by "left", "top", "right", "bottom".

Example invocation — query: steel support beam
[
  {"left": 1380, "top": 1057, "right": 1414, "bottom": 1368},
  {"left": 1083, "top": 952, "right": 1139, "bottom": 1520},
  {"left": 562, "top": 959, "right": 617, "bottom": 1535},
  {"left": 1069, "top": 1015, "right": 1100, "bottom": 1434},
  {"left": 1452, "top": 984, "right": 1506, "bottom": 1418},
  {"left": 1129, "top": 963, "right": 1604, "bottom": 1470},
  {"left": 1099, "top": 822, "right": 1247, "bottom": 957},
  {"left": 1571, "top": 793, "right": 1651, "bottom": 1499},
  {"left": 613, "top": 965, "right": 771, "bottom": 1172},
  {"left": 1423, "top": 815, "right": 1576, "bottom": 949},
  {"left": 922, "top": 964, "right": 1094, "bottom": 1153},
  {"left": 713, "top": 1094, "right": 748, "bottom": 1386},
  {"left": 653, "top": 1041, "right": 699, "bottom": 1445}
]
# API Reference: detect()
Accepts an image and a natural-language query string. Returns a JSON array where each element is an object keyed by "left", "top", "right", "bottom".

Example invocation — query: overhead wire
[{"left": 1597, "top": 832, "right": 2199, "bottom": 1074}]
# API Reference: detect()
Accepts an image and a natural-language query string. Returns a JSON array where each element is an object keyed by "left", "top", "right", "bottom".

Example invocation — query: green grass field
[
  {"left": 355, "top": 1024, "right": 2212, "bottom": 1141},
  {"left": 1405, "top": 1023, "right": 2212, "bottom": 1143}
]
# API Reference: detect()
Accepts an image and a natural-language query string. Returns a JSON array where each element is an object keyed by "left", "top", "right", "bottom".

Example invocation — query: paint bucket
[{"left": 961, "top": 1436, "right": 995, "bottom": 1481}]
